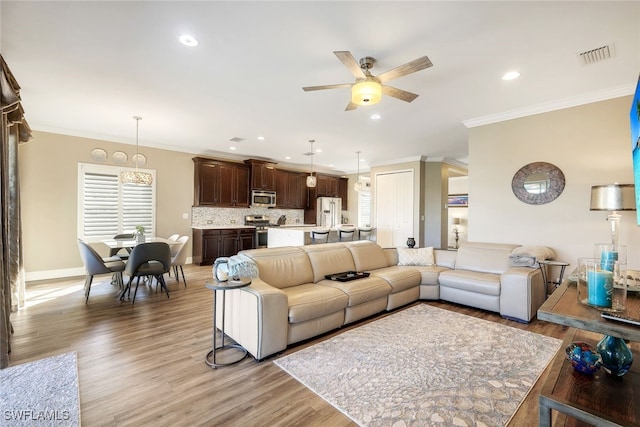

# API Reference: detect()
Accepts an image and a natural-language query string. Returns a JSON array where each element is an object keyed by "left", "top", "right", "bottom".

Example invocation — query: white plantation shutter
[
  {"left": 78, "top": 163, "right": 156, "bottom": 240},
  {"left": 358, "top": 190, "right": 371, "bottom": 227}
]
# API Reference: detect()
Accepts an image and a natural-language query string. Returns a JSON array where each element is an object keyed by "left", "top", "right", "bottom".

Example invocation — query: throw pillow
[{"left": 397, "top": 247, "right": 435, "bottom": 266}]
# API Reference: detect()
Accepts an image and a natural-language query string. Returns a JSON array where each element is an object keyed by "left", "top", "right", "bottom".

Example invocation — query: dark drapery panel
[{"left": 1, "top": 54, "right": 32, "bottom": 368}]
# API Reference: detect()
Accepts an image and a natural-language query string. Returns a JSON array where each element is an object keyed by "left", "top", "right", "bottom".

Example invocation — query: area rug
[
  {"left": 275, "top": 304, "right": 561, "bottom": 427},
  {"left": 0, "top": 352, "right": 80, "bottom": 426}
]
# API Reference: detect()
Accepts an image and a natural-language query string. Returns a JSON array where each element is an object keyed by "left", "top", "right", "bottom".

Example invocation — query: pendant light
[
  {"left": 120, "top": 116, "right": 153, "bottom": 186},
  {"left": 306, "top": 139, "right": 317, "bottom": 188},
  {"left": 354, "top": 151, "right": 363, "bottom": 192}
]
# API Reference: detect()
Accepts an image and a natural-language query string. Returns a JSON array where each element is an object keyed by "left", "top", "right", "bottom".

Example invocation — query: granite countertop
[{"left": 192, "top": 225, "right": 256, "bottom": 230}]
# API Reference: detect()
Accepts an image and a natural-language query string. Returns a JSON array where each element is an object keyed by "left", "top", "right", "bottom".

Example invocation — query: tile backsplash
[{"left": 192, "top": 207, "right": 305, "bottom": 226}]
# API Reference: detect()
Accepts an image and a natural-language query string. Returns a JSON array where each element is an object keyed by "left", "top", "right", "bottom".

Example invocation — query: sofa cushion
[
  {"left": 283, "top": 283, "right": 349, "bottom": 323},
  {"left": 318, "top": 276, "right": 391, "bottom": 307},
  {"left": 301, "top": 243, "right": 357, "bottom": 283},
  {"left": 343, "top": 240, "right": 390, "bottom": 271},
  {"left": 397, "top": 247, "right": 434, "bottom": 266},
  {"left": 454, "top": 242, "right": 519, "bottom": 274},
  {"left": 369, "top": 266, "right": 421, "bottom": 293},
  {"left": 411, "top": 265, "right": 451, "bottom": 286},
  {"left": 439, "top": 270, "right": 501, "bottom": 296},
  {"left": 240, "top": 247, "right": 313, "bottom": 289}
]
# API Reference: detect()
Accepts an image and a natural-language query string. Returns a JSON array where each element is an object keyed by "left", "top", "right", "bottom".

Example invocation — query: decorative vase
[
  {"left": 136, "top": 233, "right": 145, "bottom": 244},
  {"left": 406, "top": 237, "right": 415, "bottom": 248},
  {"left": 596, "top": 334, "right": 633, "bottom": 376}
]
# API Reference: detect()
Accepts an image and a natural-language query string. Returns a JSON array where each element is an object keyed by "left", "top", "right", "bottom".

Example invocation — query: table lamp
[
  {"left": 452, "top": 217, "right": 461, "bottom": 249},
  {"left": 589, "top": 184, "right": 635, "bottom": 247}
]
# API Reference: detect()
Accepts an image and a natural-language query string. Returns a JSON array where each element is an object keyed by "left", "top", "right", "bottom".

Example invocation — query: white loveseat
[{"left": 216, "top": 240, "right": 547, "bottom": 360}]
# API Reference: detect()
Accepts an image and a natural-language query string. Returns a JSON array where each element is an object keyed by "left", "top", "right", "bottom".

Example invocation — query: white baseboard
[{"left": 26, "top": 257, "right": 194, "bottom": 282}]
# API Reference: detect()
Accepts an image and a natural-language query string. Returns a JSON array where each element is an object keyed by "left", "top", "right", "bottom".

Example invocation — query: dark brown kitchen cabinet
[
  {"left": 274, "top": 170, "right": 307, "bottom": 209},
  {"left": 193, "top": 157, "right": 250, "bottom": 207},
  {"left": 245, "top": 159, "right": 276, "bottom": 191},
  {"left": 192, "top": 228, "right": 256, "bottom": 265},
  {"left": 338, "top": 177, "right": 348, "bottom": 210},
  {"left": 316, "top": 174, "right": 340, "bottom": 197}
]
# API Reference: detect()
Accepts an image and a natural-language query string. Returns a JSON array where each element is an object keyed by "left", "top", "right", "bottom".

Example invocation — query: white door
[{"left": 375, "top": 170, "right": 414, "bottom": 248}]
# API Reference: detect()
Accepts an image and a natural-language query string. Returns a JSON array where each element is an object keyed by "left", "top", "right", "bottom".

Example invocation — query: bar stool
[
  {"left": 358, "top": 227, "right": 374, "bottom": 241},
  {"left": 338, "top": 227, "right": 355, "bottom": 241},
  {"left": 311, "top": 230, "right": 330, "bottom": 244}
]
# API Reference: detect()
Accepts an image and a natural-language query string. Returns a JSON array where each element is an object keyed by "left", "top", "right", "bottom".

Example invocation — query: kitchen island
[{"left": 267, "top": 225, "right": 357, "bottom": 247}]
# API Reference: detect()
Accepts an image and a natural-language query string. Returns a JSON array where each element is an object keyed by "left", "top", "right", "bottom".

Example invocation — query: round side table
[
  {"left": 538, "top": 260, "right": 570, "bottom": 292},
  {"left": 205, "top": 278, "right": 252, "bottom": 368}
]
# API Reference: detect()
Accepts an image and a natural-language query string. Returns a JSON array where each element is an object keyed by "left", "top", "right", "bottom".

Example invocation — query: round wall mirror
[{"left": 511, "top": 162, "right": 565, "bottom": 205}]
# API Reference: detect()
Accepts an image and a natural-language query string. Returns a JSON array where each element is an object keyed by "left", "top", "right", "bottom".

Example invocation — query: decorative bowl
[{"left": 565, "top": 341, "right": 602, "bottom": 374}]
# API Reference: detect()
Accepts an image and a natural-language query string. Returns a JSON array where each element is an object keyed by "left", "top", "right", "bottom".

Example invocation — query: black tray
[{"left": 325, "top": 271, "right": 370, "bottom": 282}]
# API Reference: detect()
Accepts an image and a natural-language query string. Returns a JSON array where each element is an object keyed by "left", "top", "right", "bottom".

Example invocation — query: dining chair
[
  {"left": 77, "top": 239, "right": 126, "bottom": 304},
  {"left": 311, "top": 230, "right": 330, "bottom": 244},
  {"left": 167, "top": 234, "right": 180, "bottom": 242},
  {"left": 109, "top": 233, "right": 135, "bottom": 259},
  {"left": 120, "top": 242, "right": 171, "bottom": 304},
  {"left": 170, "top": 235, "right": 189, "bottom": 286}
]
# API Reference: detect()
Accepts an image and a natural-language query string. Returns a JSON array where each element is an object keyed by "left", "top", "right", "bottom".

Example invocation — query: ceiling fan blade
[
  {"left": 345, "top": 101, "right": 358, "bottom": 111},
  {"left": 376, "top": 56, "right": 433, "bottom": 83},
  {"left": 303, "top": 83, "right": 353, "bottom": 92},
  {"left": 334, "top": 51, "right": 366, "bottom": 79},
  {"left": 382, "top": 85, "right": 419, "bottom": 103}
]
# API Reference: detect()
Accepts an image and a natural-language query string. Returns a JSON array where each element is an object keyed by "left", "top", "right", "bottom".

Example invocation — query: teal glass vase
[{"left": 596, "top": 335, "right": 633, "bottom": 376}]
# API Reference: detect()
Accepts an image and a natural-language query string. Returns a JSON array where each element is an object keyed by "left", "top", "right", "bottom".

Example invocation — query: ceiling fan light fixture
[{"left": 351, "top": 80, "right": 382, "bottom": 106}]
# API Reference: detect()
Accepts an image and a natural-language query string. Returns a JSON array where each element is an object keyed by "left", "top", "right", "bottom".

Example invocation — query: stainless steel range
[{"left": 244, "top": 215, "right": 277, "bottom": 248}]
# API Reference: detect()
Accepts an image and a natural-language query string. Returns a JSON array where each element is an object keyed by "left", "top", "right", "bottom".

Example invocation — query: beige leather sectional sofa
[{"left": 216, "top": 240, "right": 546, "bottom": 360}]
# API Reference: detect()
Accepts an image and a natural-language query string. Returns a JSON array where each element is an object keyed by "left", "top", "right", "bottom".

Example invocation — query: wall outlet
[
  {"left": 182, "top": 213, "right": 189, "bottom": 219},
  {"left": 296, "top": 218, "right": 300, "bottom": 223},
  {"left": 230, "top": 219, "right": 236, "bottom": 224},
  {"left": 207, "top": 220, "right": 213, "bottom": 224}
]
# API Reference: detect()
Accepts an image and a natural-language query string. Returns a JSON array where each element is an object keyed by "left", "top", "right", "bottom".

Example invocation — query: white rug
[
  {"left": 275, "top": 304, "right": 561, "bottom": 427},
  {"left": 0, "top": 352, "right": 80, "bottom": 426}
]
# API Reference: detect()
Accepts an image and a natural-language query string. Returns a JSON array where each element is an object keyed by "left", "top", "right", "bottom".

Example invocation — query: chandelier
[
  {"left": 120, "top": 116, "right": 153, "bottom": 186},
  {"left": 306, "top": 139, "right": 317, "bottom": 188}
]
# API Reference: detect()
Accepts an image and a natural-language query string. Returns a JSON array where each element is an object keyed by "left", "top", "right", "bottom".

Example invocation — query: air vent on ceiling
[
  {"left": 229, "top": 137, "right": 244, "bottom": 143},
  {"left": 577, "top": 44, "right": 613, "bottom": 65}
]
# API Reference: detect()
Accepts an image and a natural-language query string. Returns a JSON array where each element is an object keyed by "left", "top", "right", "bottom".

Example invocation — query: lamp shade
[
  {"left": 351, "top": 80, "right": 382, "bottom": 106},
  {"left": 306, "top": 175, "right": 317, "bottom": 188},
  {"left": 121, "top": 170, "right": 153, "bottom": 185},
  {"left": 590, "top": 184, "right": 636, "bottom": 211}
]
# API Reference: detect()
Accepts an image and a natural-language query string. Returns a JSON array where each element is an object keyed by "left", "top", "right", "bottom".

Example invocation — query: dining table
[{"left": 101, "top": 237, "right": 182, "bottom": 252}]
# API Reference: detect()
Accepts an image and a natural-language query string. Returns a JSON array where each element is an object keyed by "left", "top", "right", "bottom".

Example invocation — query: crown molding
[{"left": 462, "top": 84, "right": 635, "bottom": 129}]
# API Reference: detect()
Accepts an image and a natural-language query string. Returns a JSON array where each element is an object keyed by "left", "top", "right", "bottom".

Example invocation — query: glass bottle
[{"left": 596, "top": 334, "right": 633, "bottom": 376}]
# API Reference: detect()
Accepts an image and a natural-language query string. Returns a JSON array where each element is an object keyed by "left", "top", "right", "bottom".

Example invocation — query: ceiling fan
[{"left": 302, "top": 51, "right": 433, "bottom": 111}]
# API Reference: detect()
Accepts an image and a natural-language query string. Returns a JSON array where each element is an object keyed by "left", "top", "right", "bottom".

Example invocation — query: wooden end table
[{"left": 537, "top": 280, "right": 640, "bottom": 426}]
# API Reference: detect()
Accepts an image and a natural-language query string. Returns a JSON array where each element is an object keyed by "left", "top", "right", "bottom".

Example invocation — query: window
[
  {"left": 78, "top": 163, "right": 156, "bottom": 241},
  {"left": 358, "top": 190, "right": 371, "bottom": 228}
]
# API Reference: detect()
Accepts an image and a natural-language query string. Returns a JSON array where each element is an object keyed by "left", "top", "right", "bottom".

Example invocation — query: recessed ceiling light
[
  {"left": 257, "top": 136, "right": 265, "bottom": 141},
  {"left": 229, "top": 146, "right": 236, "bottom": 150},
  {"left": 178, "top": 34, "right": 198, "bottom": 47},
  {"left": 315, "top": 149, "right": 322, "bottom": 153},
  {"left": 371, "top": 114, "right": 381, "bottom": 120},
  {"left": 285, "top": 156, "right": 291, "bottom": 160},
  {"left": 502, "top": 71, "right": 520, "bottom": 81}
]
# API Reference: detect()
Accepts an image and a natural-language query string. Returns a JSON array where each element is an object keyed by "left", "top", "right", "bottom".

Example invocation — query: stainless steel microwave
[{"left": 251, "top": 190, "right": 276, "bottom": 208}]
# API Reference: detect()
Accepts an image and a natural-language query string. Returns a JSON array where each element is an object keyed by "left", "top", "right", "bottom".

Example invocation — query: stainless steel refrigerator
[{"left": 316, "top": 197, "right": 342, "bottom": 229}]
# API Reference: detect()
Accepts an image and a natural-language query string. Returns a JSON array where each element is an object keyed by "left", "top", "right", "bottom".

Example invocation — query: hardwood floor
[{"left": 9, "top": 265, "right": 568, "bottom": 426}]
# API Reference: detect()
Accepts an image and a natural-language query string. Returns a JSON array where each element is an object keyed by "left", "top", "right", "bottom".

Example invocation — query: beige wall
[
  {"left": 469, "top": 95, "right": 640, "bottom": 271},
  {"left": 20, "top": 131, "right": 195, "bottom": 280}
]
